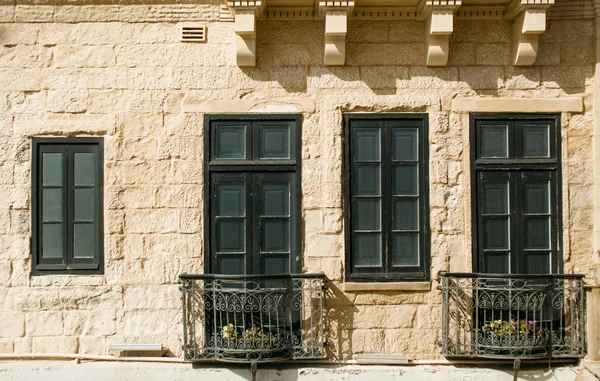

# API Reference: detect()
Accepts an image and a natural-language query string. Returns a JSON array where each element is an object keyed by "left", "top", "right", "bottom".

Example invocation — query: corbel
[
  {"left": 227, "top": 1, "right": 265, "bottom": 66},
  {"left": 507, "top": 0, "right": 554, "bottom": 66},
  {"left": 317, "top": 1, "right": 355, "bottom": 66},
  {"left": 419, "top": 0, "right": 461, "bottom": 67}
]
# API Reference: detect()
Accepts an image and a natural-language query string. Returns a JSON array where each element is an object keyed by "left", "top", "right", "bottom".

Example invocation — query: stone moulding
[{"left": 451, "top": 97, "right": 584, "bottom": 113}]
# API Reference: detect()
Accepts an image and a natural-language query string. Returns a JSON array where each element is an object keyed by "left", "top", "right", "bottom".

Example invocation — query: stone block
[
  {"left": 346, "top": 43, "right": 422, "bottom": 66},
  {"left": 119, "top": 113, "right": 163, "bottom": 137},
  {"left": 321, "top": 257, "right": 343, "bottom": 281},
  {"left": 10, "top": 258, "right": 29, "bottom": 287},
  {"left": 10, "top": 210, "right": 29, "bottom": 235},
  {"left": 26, "top": 311, "right": 63, "bottom": 336},
  {"left": 32, "top": 336, "right": 79, "bottom": 354},
  {"left": 0, "top": 6, "right": 15, "bottom": 22},
  {"left": 570, "top": 207, "right": 594, "bottom": 231},
  {"left": 347, "top": 21, "right": 389, "bottom": 43},
  {"left": 179, "top": 209, "right": 201, "bottom": 234},
  {"left": 117, "top": 309, "right": 179, "bottom": 336},
  {"left": 127, "top": 68, "right": 173, "bottom": 90},
  {"left": 260, "top": 43, "right": 322, "bottom": 67},
  {"left": 323, "top": 210, "right": 342, "bottom": 233},
  {"left": 567, "top": 135, "right": 592, "bottom": 162},
  {"left": 163, "top": 113, "right": 203, "bottom": 137},
  {"left": 388, "top": 21, "right": 424, "bottom": 43},
  {"left": 158, "top": 136, "right": 201, "bottom": 160},
  {"left": 542, "top": 67, "right": 593, "bottom": 90},
  {"left": 561, "top": 43, "right": 594, "bottom": 67},
  {"left": 79, "top": 336, "right": 107, "bottom": 355},
  {"left": 0, "top": 311, "right": 25, "bottom": 337},
  {"left": 59, "top": 286, "right": 123, "bottom": 311},
  {"left": 54, "top": 5, "right": 119, "bottom": 23},
  {"left": 406, "top": 67, "right": 461, "bottom": 89},
  {"left": 542, "top": 20, "right": 593, "bottom": 44},
  {"left": 123, "top": 285, "right": 181, "bottom": 310},
  {"left": 460, "top": 66, "right": 504, "bottom": 90},
  {"left": 46, "top": 90, "right": 88, "bottom": 113},
  {"left": 0, "top": 69, "right": 42, "bottom": 91},
  {"left": 15, "top": 5, "right": 53, "bottom": 22},
  {"left": 430, "top": 161, "right": 448, "bottom": 184},
  {"left": 0, "top": 46, "right": 52, "bottom": 68},
  {"left": 64, "top": 310, "right": 116, "bottom": 336},
  {"left": 116, "top": 44, "right": 178, "bottom": 68},
  {"left": 258, "top": 21, "right": 323, "bottom": 44},
  {"left": 416, "top": 305, "right": 442, "bottom": 329},
  {"left": 360, "top": 66, "right": 408, "bottom": 90},
  {"left": 0, "top": 339, "right": 13, "bottom": 353},
  {"left": 269, "top": 67, "right": 308, "bottom": 91},
  {"left": 505, "top": 67, "right": 541, "bottom": 90},
  {"left": 452, "top": 20, "right": 510, "bottom": 43},
  {"left": 305, "top": 234, "right": 342, "bottom": 258},
  {"left": 0, "top": 261, "right": 9, "bottom": 287},
  {"left": 55, "top": 45, "right": 116, "bottom": 69},
  {"left": 448, "top": 43, "right": 475, "bottom": 66},
  {"left": 475, "top": 43, "right": 510, "bottom": 66},
  {"left": 156, "top": 185, "right": 201, "bottom": 208},
  {"left": 349, "top": 329, "right": 384, "bottom": 354},
  {"left": 14, "top": 114, "right": 116, "bottom": 137},
  {"left": 353, "top": 305, "right": 417, "bottom": 329}
]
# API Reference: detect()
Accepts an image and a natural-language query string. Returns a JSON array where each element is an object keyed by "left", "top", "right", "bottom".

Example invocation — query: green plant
[
  {"left": 221, "top": 324, "right": 237, "bottom": 340},
  {"left": 481, "top": 319, "right": 542, "bottom": 337}
]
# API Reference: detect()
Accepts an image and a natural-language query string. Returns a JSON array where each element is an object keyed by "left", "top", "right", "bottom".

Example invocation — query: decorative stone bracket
[
  {"left": 318, "top": 1, "right": 355, "bottom": 66},
  {"left": 228, "top": 1, "right": 265, "bottom": 66},
  {"left": 507, "top": 0, "right": 554, "bottom": 66},
  {"left": 222, "top": 0, "right": 555, "bottom": 67},
  {"left": 419, "top": 0, "right": 461, "bottom": 67}
]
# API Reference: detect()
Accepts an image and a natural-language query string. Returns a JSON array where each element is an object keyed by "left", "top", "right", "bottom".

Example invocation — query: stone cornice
[{"left": 218, "top": 0, "right": 572, "bottom": 66}]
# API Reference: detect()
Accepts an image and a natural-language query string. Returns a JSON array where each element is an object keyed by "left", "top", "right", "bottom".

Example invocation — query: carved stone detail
[
  {"left": 227, "top": 1, "right": 265, "bottom": 66},
  {"left": 419, "top": 0, "right": 461, "bottom": 67},
  {"left": 318, "top": 1, "right": 355, "bottom": 66},
  {"left": 507, "top": 0, "right": 554, "bottom": 66}
]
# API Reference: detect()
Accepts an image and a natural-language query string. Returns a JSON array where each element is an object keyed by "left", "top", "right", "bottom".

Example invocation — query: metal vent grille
[{"left": 180, "top": 24, "right": 207, "bottom": 42}]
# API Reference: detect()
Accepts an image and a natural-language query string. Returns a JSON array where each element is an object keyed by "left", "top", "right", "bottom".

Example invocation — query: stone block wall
[{"left": 0, "top": 1, "right": 595, "bottom": 360}]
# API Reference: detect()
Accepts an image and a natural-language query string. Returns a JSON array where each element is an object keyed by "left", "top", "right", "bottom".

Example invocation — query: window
[
  {"left": 471, "top": 114, "right": 561, "bottom": 274},
  {"left": 32, "top": 138, "right": 104, "bottom": 274},
  {"left": 205, "top": 115, "right": 301, "bottom": 275},
  {"left": 344, "top": 114, "right": 429, "bottom": 282}
]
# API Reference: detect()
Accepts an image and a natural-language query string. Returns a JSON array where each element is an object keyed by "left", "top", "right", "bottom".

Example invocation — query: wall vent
[{"left": 179, "top": 24, "right": 207, "bottom": 42}]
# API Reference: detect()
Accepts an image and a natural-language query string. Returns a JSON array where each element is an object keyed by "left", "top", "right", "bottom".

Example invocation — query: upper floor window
[
  {"left": 471, "top": 115, "right": 561, "bottom": 274},
  {"left": 32, "top": 138, "right": 104, "bottom": 275},
  {"left": 205, "top": 115, "right": 301, "bottom": 275},
  {"left": 344, "top": 114, "right": 430, "bottom": 282}
]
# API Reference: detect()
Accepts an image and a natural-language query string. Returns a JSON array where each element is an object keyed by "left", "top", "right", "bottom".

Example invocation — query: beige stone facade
[{"left": 0, "top": 0, "right": 598, "bottom": 364}]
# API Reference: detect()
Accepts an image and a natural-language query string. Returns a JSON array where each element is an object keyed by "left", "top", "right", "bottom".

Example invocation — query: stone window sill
[{"left": 342, "top": 282, "right": 431, "bottom": 292}]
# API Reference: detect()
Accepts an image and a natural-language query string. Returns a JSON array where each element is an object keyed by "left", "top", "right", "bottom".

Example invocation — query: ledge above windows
[{"left": 219, "top": 0, "right": 566, "bottom": 67}]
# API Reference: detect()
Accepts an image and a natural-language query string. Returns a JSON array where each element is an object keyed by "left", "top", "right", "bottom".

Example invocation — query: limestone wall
[{"left": 0, "top": 1, "right": 595, "bottom": 360}]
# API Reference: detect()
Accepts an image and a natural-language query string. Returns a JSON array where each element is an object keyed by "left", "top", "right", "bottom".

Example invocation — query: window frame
[
  {"left": 31, "top": 137, "right": 104, "bottom": 275},
  {"left": 204, "top": 114, "right": 302, "bottom": 275},
  {"left": 344, "top": 113, "right": 430, "bottom": 282},
  {"left": 470, "top": 114, "right": 563, "bottom": 274}
]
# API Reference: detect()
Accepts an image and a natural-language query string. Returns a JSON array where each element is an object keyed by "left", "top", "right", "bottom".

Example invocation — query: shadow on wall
[{"left": 243, "top": 20, "right": 593, "bottom": 97}]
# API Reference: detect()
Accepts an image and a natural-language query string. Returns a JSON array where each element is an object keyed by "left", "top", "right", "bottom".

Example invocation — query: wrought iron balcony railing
[
  {"left": 439, "top": 272, "right": 586, "bottom": 359},
  {"left": 180, "top": 273, "right": 326, "bottom": 363}
]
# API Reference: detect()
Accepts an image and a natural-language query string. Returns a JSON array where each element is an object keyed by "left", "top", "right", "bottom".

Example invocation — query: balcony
[
  {"left": 439, "top": 273, "right": 586, "bottom": 359},
  {"left": 180, "top": 273, "right": 326, "bottom": 363}
]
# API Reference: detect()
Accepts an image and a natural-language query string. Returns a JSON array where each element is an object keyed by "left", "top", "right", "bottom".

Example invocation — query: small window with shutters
[
  {"left": 344, "top": 114, "right": 430, "bottom": 282},
  {"left": 32, "top": 138, "right": 104, "bottom": 275}
]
